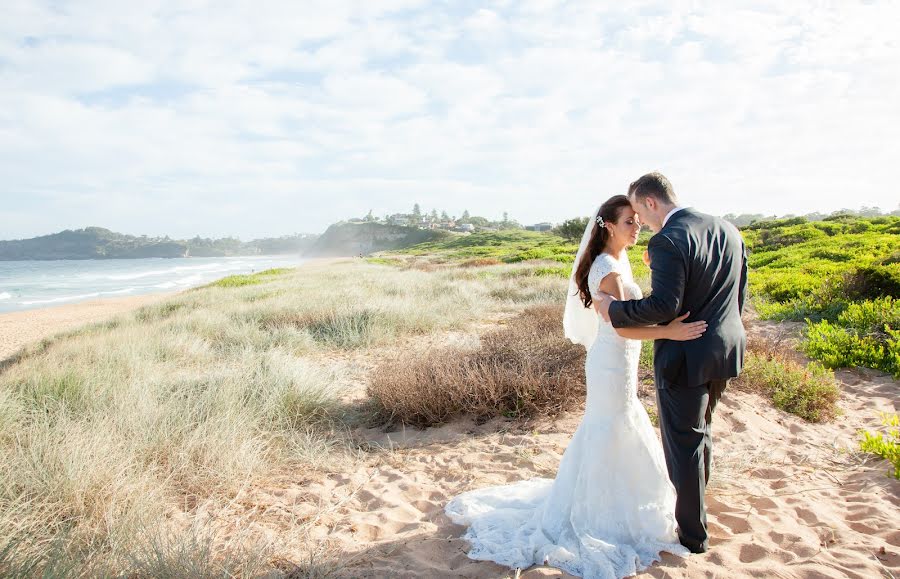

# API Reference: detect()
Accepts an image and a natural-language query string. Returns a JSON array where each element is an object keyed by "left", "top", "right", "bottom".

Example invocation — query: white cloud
[{"left": 0, "top": 0, "right": 898, "bottom": 240}]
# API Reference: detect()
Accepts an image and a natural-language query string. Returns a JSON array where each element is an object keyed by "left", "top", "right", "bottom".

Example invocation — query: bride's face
[{"left": 611, "top": 207, "right": 642, "bottom": 248}]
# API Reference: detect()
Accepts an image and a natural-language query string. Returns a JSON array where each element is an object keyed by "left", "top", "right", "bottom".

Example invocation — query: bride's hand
[{"left": 665, "top": 312, "right": 707, "bottom": 341}]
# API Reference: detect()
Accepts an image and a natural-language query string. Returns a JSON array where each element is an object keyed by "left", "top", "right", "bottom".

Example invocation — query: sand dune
[
  {"left": 2, "top": 277, "right": 896, "bottom": 577},
  {"left": 241, "top": 324, "right": 899, "bottom": 578}
]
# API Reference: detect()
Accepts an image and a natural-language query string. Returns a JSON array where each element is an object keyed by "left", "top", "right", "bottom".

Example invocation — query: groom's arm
[{"left": 607, "top": 234, "right": 686, "bottom": 328}]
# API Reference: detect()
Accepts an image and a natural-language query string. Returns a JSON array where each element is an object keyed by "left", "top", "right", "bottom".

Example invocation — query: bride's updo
[{"left": 574, "top": 195, "right": 633, "bottom": 309}]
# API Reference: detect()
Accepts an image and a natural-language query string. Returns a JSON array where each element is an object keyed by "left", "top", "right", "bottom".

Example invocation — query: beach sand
[
  {"left": 225, "top": 321, "right": 900, "bottom": 578},
  {"left": 3, "top": 264, "right": 896, "bottom": 577},
  {"left": 0, "top": 293, "right": 177, "bottom": 361}
]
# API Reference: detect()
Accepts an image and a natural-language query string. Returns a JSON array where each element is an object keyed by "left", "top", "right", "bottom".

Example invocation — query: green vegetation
[
  {"left": 395, "top": 230, "right": 579, "bottom": 264},
  {"left": 802, "top": 298, "right": 900, "bottom": 378},
  {"left": 745, "top": 216, "right": 900, "bottom": 376},
  {"left": 365, "top": 256, "right": 404, "bottom": 267},
  {"left": 552, "top": 217, "right": 590, "bottom": 242},
  {"left": 744, "top": 216, "right": 899, "bottom": 309},
  {"left": 859, "top": 413, "right": 900, "bottom": 479},
  {"left": 204, "top": 267, "right": 295, "bottom": 288}
]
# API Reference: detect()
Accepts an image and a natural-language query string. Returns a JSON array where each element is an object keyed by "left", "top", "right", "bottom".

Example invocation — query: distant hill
[
  {"left": 307, "top": 222, "right": 449, "bottom": 256},
  {"left": 0, "top": 227, "right": 318, "bottom": 260}
]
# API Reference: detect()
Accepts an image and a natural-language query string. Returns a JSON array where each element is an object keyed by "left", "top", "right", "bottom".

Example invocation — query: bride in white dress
[{"left": 445, "top": 196, "right": 707, "bottom": 578}]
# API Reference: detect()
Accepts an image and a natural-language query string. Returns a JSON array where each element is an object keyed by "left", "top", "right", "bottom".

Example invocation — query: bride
[{"left": 445, "top": 195, "right": 706, "bottom": 578}]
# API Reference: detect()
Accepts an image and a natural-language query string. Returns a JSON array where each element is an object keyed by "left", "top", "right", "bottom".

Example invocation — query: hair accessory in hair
[{"left": 595, "top": 215, "right": 605, "bottom": 227}]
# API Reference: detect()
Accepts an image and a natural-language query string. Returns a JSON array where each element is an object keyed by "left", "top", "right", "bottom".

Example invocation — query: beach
[
  {"left": 0, "top": 292, "right": 176, "bottom": 361},
  {"left": 0, "top": 258, "right": 896, "bottom": 577}
]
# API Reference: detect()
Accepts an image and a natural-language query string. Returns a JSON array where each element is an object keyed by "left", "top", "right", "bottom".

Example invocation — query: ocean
[{"left": 0, "top": 255, "right": 308, "bottom": 314}]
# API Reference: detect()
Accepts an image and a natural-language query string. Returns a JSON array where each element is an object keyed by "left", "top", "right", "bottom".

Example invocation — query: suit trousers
[{"left": 656, "top": 379, "right": 728, "bottom": 553}]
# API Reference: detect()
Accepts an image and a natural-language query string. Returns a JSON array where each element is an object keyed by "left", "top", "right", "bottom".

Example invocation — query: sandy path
[
  {"left": 238, "top": 326, "right": 899, "bottom": 578},
  {"left": 0, "top": 293, "right": 176, "bottom": 361}
]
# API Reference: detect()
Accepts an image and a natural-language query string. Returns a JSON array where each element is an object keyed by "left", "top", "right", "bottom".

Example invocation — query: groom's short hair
[{"left": 628, "top": 172, "right": 677, "bottom": 205}]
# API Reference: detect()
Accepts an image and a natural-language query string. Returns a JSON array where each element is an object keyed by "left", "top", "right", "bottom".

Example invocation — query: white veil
[{"left": 563, "top": 206, "right": 601, "bottom": 350}]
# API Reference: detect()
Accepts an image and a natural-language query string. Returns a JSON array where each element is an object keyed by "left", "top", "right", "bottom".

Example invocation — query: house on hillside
[
  {"left": 387, "top": 214, "right": 411, "bottom": 226},
  {"left": 526, "top": 222, "right": 553, "bottom": 232}
]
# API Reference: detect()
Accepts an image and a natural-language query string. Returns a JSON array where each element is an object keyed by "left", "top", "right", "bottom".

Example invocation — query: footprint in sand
[{"left": 738, "top": 543, "right": 767, "bottom": 563}]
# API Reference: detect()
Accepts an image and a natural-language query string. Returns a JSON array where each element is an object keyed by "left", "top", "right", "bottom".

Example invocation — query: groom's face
[{"left": 628, "top": 195, "right": 660, "bottom": 233}]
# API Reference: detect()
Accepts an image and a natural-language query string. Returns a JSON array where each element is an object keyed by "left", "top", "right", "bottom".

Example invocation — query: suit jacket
[{"left": 608, "top": 208, "right": 748, "bottom": 388}]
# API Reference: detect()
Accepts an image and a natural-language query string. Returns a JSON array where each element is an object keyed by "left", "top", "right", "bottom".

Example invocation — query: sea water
[{"left": 0, "top": 255, "right": 307, "bottom": 314}]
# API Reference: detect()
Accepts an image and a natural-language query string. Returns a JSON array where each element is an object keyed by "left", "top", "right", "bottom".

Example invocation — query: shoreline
[
  {"left": 0, "top": 292, "right": 178, "bottom": 361},
  {"left": 0, "top": 257, "right": 347, "bottom": 362}
]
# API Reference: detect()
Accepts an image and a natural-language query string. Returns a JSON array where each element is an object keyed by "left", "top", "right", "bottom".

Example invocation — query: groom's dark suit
[{"left": 608, "top": 207, "right": 748, "bottom": 553}]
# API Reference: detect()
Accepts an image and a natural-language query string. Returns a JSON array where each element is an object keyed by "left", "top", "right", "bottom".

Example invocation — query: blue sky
[{"left": 1, "top": 0, "right": 898, "bottom": 240}]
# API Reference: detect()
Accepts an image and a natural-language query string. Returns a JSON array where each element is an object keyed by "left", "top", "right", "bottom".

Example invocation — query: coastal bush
[
  {"left": 733, "top": 351, "right": 841, "bottom": 423},
  {"left": 744, "top": 216, "right": 900, "bottom": 375},
  {"left": 859, "top": 413, "right": 900, "bottom": 479},
  {"left": 368, "top": 304, "right": 585, "bottom": 427},
  {"left": 802, "top": 297, "right": 900, "bottom": 377},
  {"left": 394, "top": 230, "right": 579, "bottom": 264}
]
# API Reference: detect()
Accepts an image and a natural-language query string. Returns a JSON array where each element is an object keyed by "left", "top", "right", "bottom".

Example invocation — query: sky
[{"left": 1, "top": 0, "right": 898, "bottom": 240}]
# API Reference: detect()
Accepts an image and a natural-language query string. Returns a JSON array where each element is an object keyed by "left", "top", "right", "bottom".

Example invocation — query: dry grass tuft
[
  {"left": 368, "top": 303, "right": 585, "bottom": 427},
  {"left": 460, "top": 258, "right": 504, "bottom": 267},
  {"left": 734, "top": 350, "right": 841, "bottom": 423}
]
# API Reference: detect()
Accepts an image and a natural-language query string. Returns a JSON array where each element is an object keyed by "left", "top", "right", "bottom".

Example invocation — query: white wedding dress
[{"left": 445, "top": 252, "right": 689, "bottom": 578}]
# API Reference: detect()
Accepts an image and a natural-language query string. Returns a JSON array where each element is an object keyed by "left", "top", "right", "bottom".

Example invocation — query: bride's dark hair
[{"left": 574, "top": 195, "right": 633, "bottom": 309}]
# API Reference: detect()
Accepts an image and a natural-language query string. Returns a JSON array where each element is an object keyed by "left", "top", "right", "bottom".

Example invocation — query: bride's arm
[{"left": 597, "top": 273, "right": 706, "bottom": 341}]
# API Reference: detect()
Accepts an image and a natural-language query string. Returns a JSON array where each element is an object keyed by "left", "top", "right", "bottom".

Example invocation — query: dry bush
[
  {"left": 368, "top": 303, "right": 586, "bottom": 427},
  {"left": 460, "top": 258, "right": 503, "bottom": 267}
]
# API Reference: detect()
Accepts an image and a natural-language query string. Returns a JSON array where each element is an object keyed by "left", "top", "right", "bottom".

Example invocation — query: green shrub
[
  {"left": 844, "top": 263, "right": 900, "bottom": 299},
  {"left": 802, "top": 298, "right": 900, "bottom": 378},
  {"left": 859, "top": 413, "right": 900, "bottom": 479},
  {"left": 205, "top": 268, "right": 292, "bottom": 288},
  {"left": 209, "top": 274, "right": 263, "bottom": 287},
  {"left": 392, "top": 230, "right": 579, "bottom": 264}
]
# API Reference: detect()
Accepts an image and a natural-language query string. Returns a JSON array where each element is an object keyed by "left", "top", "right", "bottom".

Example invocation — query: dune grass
[{"left": 0, "top": 260, "right": 569, "bottom": 575}]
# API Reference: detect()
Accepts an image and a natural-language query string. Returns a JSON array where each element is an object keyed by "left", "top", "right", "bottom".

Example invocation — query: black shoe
[{"left": 677, "top": 531, "right": 709, "bottom": 554}]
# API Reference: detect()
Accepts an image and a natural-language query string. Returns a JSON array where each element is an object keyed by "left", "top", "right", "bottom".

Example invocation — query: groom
[{"left": 595, "top": 172, "right": 748, "bottom": 554}]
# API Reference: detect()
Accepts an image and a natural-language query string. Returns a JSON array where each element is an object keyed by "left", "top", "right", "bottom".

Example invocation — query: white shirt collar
[{"left": 662, "top": 206, "right": 686, "bottom": 228}]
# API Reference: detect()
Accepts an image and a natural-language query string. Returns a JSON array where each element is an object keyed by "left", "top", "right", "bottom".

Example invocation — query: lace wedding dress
[{"left": 445, "top": 252, "right": 689, "bottom": 578}]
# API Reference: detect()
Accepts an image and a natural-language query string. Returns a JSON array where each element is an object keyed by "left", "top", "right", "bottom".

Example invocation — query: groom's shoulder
[{"left": 671, "top": 208, "right": 729, "bottom": 232}]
